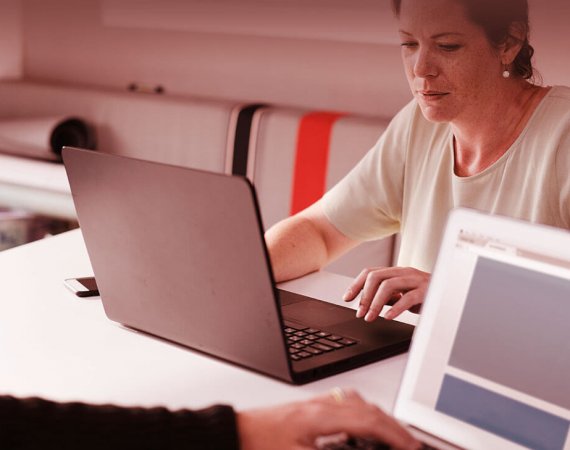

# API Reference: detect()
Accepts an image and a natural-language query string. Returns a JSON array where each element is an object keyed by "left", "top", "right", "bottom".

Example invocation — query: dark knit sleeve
[{"left": 0, "top": 395, "right": 240, "bottom": 450}]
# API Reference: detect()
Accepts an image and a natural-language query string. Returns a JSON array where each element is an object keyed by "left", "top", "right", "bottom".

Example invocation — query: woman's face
[{"left": 398, "top": 0, "right": 505, "bottom": 123}]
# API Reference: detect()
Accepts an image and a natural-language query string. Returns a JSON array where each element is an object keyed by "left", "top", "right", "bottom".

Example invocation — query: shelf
[{"left": 0, "top": 154, "right": 75, "bottom": 219}]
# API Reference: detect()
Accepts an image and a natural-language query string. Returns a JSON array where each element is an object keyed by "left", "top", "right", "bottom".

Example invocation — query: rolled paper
[{"left": 0, "top": 116, "right": 96, "bottom": 162}]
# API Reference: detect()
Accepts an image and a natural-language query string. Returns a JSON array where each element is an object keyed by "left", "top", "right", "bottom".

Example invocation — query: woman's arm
[
  {"left": 265, "top": 200, "right": 359, "bottom": 282},
  {"left": 266, "top": 201, "right": 430, "bottom": 321}
]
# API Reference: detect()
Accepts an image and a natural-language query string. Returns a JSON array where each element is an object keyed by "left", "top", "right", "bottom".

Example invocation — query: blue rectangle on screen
[{"left": 436, "top": 375, "right": 570, "bottom": 450}]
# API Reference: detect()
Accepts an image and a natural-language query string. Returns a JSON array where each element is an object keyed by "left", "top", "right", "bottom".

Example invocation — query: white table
[{"left": 0, "top": 229, "right": 416, "bottom": 413}]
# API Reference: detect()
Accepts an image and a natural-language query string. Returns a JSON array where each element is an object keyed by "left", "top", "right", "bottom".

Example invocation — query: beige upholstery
[
  {"left": 249, "top": 107, "right": 395, "bottom": 278},
  {"left": 0, "top": 81, "right": 237, "bottom": 172}
]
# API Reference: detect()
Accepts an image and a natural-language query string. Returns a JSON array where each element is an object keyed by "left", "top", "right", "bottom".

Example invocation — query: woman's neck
[{"left": 451, "top": 81, "right": 550, "bottom": 177}]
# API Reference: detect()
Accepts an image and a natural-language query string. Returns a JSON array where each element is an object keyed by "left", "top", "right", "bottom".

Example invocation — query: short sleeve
[
  {"left": 321, "top": 100, "right": 416, "bottom": 241},
  {"left": 556, "top": 127, "right": 570, "bottom": 228}
]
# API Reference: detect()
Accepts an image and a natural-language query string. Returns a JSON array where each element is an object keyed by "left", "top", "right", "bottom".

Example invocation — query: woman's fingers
[
  {"left": 384, "top": 289, "right": 424, "bottom": 320},
  {"left": 362, "top": 275, "right": 416, "bottom": 321},
  {"left": 342, "top": 268, "right": 377, "bottom": 302},
  {"left": 343, "top": 267, "right": 430, "bottom": 321}
]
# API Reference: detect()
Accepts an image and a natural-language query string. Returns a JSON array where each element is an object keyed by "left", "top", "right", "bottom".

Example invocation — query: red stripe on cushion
[{"left": 290, "top": 112, "right": 345, "bottom": 215}]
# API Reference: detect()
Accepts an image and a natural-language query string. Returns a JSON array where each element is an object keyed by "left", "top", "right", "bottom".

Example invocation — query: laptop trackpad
[{"left": 280, "top": 291, "right": 353, "bottom": 328}]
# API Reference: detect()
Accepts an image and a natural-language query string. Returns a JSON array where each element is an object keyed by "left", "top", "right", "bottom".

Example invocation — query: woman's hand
[
  {"left": 237, "top": 389, "right": 420, "bottom": 450},
  {"left": 343, "top": 267, "right": 431, "bottom": 321}
]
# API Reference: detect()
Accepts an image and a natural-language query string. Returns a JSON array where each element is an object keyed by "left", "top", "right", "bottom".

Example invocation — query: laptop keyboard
[
  {"left": 319, "top": 437, "right": 439, "bottom": 450},
  {"left": 284, "top": 324, "right": 358, "bottom": 361}
]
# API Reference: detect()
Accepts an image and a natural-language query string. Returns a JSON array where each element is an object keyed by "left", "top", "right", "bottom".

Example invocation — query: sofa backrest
[
  {"left": 0, "top": 81, "right": 397, "bottom": 275},
  {"left": 246, "top": 106, "right": 395, "bottom": 277},
  {"left": 0, "top": 81, "right": 237, "bottom": 172}
]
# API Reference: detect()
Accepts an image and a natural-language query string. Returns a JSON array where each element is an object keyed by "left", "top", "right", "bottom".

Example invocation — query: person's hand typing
[
  {"left": 343, "top": 267, "right": 431, "bottom": 321},
  {"left": 237, "top": 389, "right": 420, "bottom": 450}
]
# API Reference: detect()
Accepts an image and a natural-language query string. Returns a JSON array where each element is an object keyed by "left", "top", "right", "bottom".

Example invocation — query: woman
[{"left": 266, "top": 0, "right": 570, "bottom": 321}]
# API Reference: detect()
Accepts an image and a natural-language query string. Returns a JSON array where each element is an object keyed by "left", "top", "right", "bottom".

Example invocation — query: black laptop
[{"left": 63, "top": 147, "right": 414, "bottom": 384}]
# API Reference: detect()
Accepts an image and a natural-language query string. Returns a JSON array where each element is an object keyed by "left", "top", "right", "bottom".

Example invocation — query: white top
[{"left": 322, "top": 86, "right": 570, "bottom": 272}]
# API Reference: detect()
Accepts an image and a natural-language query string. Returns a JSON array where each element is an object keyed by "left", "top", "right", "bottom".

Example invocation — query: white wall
[
  {"left": 0, "top": 0, "right": 23, "bottom": 79},
  {"left": 15, "top": 0, "right": 570, "bottom": 118},
  {"left": 528, "top": 0, "right": 570, "bottom": 87},
  {"left": 21, "top": 0, "right": 411, "bottom": 118}
]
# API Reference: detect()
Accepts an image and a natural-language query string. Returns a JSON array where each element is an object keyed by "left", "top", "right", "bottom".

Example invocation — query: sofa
[{"left": 0, "top": 80, "right": 396, "bottom": 276}]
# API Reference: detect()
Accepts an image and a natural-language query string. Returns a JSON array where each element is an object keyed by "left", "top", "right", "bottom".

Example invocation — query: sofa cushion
[{"left": 247, "top": 107, "right": 395, "bottom": 277}]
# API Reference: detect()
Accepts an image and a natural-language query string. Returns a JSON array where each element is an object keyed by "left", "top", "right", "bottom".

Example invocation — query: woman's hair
[{"left": 391, "top": 0, "right": 536, "bottom": 80}]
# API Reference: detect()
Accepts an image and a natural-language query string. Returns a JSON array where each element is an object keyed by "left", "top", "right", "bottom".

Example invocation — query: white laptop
[{"left": 394, "top": 208, "right": 570, "bottom": 450}]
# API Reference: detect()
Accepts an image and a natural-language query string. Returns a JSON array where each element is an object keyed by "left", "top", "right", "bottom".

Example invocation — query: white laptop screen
[{"left": 395, "top": 209, "right": 570, "bottom": 450}]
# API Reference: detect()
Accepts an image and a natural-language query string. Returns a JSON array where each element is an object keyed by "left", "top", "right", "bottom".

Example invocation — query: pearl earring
[{"left": 502, "top": 65, "right": 511, "bottom": 78}]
